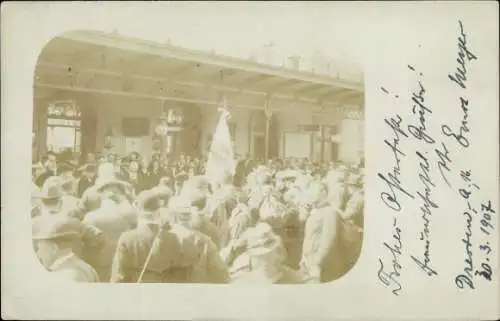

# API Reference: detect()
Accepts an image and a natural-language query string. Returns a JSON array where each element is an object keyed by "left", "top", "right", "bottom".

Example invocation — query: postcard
[{"left": 1, "top": 1, "right": 498, "bottom": 320}]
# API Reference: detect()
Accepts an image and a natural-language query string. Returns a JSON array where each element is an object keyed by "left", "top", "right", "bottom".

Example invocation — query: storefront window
[{"left": 46, "top": 100, "right": 81, "bottom": 154}]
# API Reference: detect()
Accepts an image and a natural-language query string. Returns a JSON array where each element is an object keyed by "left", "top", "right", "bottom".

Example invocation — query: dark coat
[
  {"left": 82, "top": 201, "right": 137, "bottom": 282},
  {"left": 110, "top": 224, "right": 229, "bottom": 283}
]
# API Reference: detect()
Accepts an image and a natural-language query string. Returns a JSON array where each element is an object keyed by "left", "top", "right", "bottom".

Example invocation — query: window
[{"left": 46, "top": 101, "right": 81, "bottom": 153}]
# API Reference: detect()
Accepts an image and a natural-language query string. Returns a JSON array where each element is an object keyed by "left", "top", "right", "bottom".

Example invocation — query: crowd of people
[{"left": 30, "top": 149, "right": 364, "bottom": 284}]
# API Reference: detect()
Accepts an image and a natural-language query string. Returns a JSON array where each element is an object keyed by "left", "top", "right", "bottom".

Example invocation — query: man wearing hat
[
  {"left": 59, "top": 165, "right": 77, "bottom": 195},
  {"left": 110, "top": 191, "right": 228, "bottom": 283},
  {"left": 110, "top": 189, "right": 178, "bottom": 283},
  {"left": 169, "top": 188, "right": 222, "bottom": 250},
  {"left": 32, "top": 214, "right": 99, "bottom": 282},
  {"left": 82, "top": 163, "right": 137, "bottom": 281},
  {"left": 33, "top": 176, "right": 65, "bottom": 218},
  {"left": 165, "top": 196, "right": 230, "bottom": 283},
  {"left": 300, "top": 181, "right": 343, "bottom": 283},
  {"left": 230, "top": 222, "right": 311, "bottom": 284}
]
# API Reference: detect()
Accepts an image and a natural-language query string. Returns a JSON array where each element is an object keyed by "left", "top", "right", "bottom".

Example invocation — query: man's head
[
  {"left": 39, "top": 176, "right": 64, "bottom": 209},
  {"left": 32, "top": 215, "right": 83, "bottom": 269},
  {"left": 135, "top": 190, "right": 163, "bottom": 225},
  {"left": 79, "top": 189, "right": 102, "bottom": 214},
  {"left": 168, "top": 196, "right": 194, "bottom": 227},
  {"left": 44, "top": 152, "right": 57, "bottom": 173},
  {"left": 58, "top": 162, "right": 74, "bottom": 178}
]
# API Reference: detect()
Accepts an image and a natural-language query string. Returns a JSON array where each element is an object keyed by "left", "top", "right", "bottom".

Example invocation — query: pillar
[
  {"left": 33, "top": 98, "right": 49, "bottom": 160},
  {"left": 264, "top": 109, "right": 273, "bottom": 161},
  {"left": 319, "top": 125, "right": 325, "bottom": 162}
]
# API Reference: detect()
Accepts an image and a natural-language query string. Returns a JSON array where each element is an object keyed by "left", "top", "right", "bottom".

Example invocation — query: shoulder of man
[{"left": 60, "top": 268, "right": 98, "bottom": 283}]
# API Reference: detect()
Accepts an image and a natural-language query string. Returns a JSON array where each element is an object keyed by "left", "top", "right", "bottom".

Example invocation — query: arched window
[{"left": 46, "top": 100, "right": 81, "bottom": 154}]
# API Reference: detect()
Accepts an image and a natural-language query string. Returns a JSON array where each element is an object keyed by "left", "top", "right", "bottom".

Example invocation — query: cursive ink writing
[
  {"left": 378, "top": 116, "right": 415, "bottom": 211},
  {"left": 475, "top": 200, "right": 495, "bottom": 283},
  {"left": 434, "top": 142, "right": 452, "bottom": 187},
  {"left": 407, "top": 76, "right": 435, "bottom": 144},
  {"left": 377, "top": 218, "right": 403, "bottom": 295},
  {"left": 441, "top": 97, "right": 470, "bottom": 148},
  {"left": 448, "top": 20, "right": 478, "bottom": 89},
  {"left": 455, "top": 210, "right": 475, "bottom": 290},
  {"left": 479, "top": 200, "right": 495, "bottom": 235},
  {"left": 410, "top": 151, "right": 439, "bottom": 276}
]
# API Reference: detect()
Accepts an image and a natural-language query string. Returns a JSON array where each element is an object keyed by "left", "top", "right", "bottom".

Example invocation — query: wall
[
  {"left": 93, "top": 96, "right": 159, "bottom": 160},
  {"left": 34, "top": 91, "right": 364, "bottom": 164}
]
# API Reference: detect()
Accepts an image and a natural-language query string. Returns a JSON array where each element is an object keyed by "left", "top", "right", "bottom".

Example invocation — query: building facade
[{"left": 33, "top": 31, "right": 364, "bottom": 164}]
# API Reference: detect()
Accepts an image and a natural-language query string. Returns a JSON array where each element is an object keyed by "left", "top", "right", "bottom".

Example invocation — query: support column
[
  {"left": 264, "top": 97, "right": 272, "bottom": 161},
  {"left": 34, "top": 98, "right": 49, "bottom": 160},
  {"left": 319, "top": 125, "right": 325, "bottom": 162}
]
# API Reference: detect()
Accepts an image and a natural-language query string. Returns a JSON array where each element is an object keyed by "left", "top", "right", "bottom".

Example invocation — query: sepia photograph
[
  {"left": 3, "top": 2, "right": 499, "bottom": 320},
  {"left": 31, "top": 30, "right": 365, "bottom": 284}
]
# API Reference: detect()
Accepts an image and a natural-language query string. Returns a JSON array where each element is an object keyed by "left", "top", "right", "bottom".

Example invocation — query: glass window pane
[{"left": 46, "top": 126, "right": 76, "bottom": 152}]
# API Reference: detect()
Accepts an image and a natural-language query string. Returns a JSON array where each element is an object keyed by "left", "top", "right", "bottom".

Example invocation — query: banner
[{"left": 205, "top": 107, "right": 236, "bottom": 187}]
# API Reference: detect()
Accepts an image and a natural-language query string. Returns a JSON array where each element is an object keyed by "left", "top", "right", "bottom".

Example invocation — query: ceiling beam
[
  {"left": 36, "top": 61, "right": 353, "bottom": 107},
  {"left": 317, "top": 89, "right": 358, "bottom": 102},
  {"left": 34, "top": 75, "right": 357, "bottom": 114},
  {"left": 290, "top": 83, "right": 327, "bottom": 98},
  {"left": 264, "top": 79, "right": 303, "bottom": 93},
  {"left": 59, "top": 31, "right": 364, "bottom": 91}
]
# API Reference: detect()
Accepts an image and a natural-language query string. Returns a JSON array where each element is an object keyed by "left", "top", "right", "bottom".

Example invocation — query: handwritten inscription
[
  {"left": 377, "top": 218, "right": 403, "bottom": 296},
  {"left": 378, "top": 116, "right": 415, "bottom": 211},
  {"left": 376, "top": 20, "right": 496, "bottom": 296},
  {"left": 410, "top": 150, "right": 439, "bottom": 276},
  {"left": 441, "top": 97, "right": 471, "bottom": 148},
  {"left": 448, "top": 20, "right": 478, "bottom": 89}
]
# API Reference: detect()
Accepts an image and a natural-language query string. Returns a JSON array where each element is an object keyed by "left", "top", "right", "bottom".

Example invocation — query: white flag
[{"left": 205, "top": 107, "right": 236, "bottom": 187}]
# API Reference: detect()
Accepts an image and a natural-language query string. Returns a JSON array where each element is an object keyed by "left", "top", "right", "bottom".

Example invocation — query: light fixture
[
  {"left": 154, "top": 100, "right": 170, "bottom": 136},
  {"left": 167, "top": 109, "right": 183, "bottom": 125},
  {"left": 154, "top": 100, "right": 183, "bottom": 136},
  {"left": 104, "top": 127, "right": 114, "bottom": 150}
]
